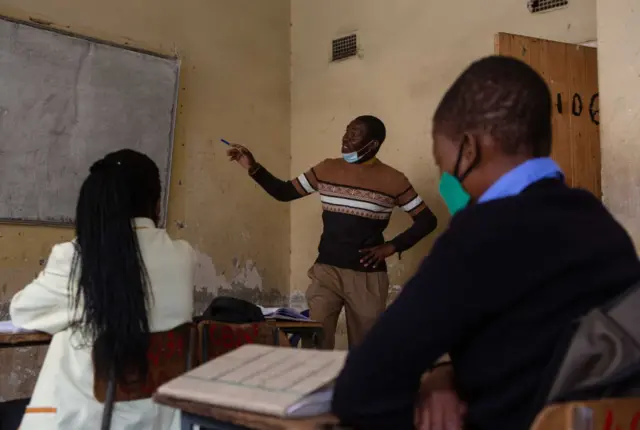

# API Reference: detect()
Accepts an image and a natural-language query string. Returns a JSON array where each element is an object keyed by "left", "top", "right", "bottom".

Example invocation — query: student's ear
[{"left": 459, "top": 132, "right": 480, "bottom": 175}]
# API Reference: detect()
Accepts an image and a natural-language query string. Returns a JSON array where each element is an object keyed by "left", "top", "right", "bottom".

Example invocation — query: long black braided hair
[{"left": 70, "top": 149, "right": 161, "bottom": 384}]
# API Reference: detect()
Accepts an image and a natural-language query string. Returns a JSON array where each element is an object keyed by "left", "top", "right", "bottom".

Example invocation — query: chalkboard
[{"left": 0, "top": 18, "right": 179, "bottom": 225}]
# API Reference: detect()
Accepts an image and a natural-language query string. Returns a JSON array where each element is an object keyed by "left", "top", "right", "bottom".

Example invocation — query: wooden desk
[
  {"left": 267, "top": 320, "right": 323, "bottom": 349},
  {"left": 0, "top": 331, "right": 51, "bottom": 402},
  {"left": 0, "top": 331, "right": 51, "bottom": 349},
  {"left": 154, "top": 392, "right": 341, "bottom": 430}
]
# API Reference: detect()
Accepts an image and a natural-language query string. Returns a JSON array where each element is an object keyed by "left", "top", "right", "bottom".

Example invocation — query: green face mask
[
  {"left": 438, "top": 140, "right": 479, "bottom": 215},
  {"left": 439, "top": 172, "right": 471, "bottom": 215}
]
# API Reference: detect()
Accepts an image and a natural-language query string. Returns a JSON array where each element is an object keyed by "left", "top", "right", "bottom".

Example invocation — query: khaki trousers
[{"left": 305, "top": 263, "right": 389, "bottom": 350}]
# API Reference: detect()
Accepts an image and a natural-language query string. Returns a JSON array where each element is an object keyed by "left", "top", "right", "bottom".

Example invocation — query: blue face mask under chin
[
  {"left": 343, "top": 151, "right": 360, "bottom": 163},
  {"left": 343, "top": 140, "right": 377, "bottom": 164}
]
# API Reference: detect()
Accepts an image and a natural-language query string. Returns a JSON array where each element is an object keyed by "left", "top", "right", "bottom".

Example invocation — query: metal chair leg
[
  {"left": 181, "top": 411, "right": 194, "bottom": 430},
  {"left": 100, "top": 368, "right": 116, "bottom": 430},
  {"left": 187, "top": 325, "right": 196, "bottom": 370}
]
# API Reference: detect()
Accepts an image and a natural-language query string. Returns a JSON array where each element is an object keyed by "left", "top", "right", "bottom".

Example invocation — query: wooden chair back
[
  {"left": 93, "top": 322, "right": 195, "bottom": 403},
  {"left": 530, "top": 398, "right": 640, "bottom": 429},
  {"left": 197, "top": 321, "right": 282, "bottom": 363}
]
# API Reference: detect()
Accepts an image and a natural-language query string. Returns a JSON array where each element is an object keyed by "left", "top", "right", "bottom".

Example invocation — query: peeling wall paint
[
  {"left": 0, "top": 301, "right": 9, "bottom": 321},
  {"left": 387, "top": 284, "right": 402, "bottom": 304},
  {"left": 0, "top": 0, "right": 291, "bottom": 403},
  {"left": 193, "top": 251, "right": 287, "bottom": 315},
  {"left": 289, "top": 289, "right": 307, "bottom": 311}
]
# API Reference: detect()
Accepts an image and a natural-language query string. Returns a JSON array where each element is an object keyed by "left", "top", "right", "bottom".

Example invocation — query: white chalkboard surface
[{"left": 0, "top": 18, "right": 179, "bottom": 224}]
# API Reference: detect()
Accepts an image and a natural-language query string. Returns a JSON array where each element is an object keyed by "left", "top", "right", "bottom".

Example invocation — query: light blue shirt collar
[{"left": 478, "top": 157, "right": 564, "bottom": 204}]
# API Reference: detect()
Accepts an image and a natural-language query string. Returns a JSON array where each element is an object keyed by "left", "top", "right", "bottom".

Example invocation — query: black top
[
  {"left": 251, "top": 159, "right": 437, "bottom": 272},
  {"left": 332, "top": 179, "right": 640, "bottom": 430}
]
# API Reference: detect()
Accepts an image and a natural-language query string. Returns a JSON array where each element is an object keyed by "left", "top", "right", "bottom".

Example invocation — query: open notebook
[
  {"left": 157, "top": 344, "right": 347, "bottom": 418},
  {"left": 258, "top": 306, "right": 312, "bottom": 322}
]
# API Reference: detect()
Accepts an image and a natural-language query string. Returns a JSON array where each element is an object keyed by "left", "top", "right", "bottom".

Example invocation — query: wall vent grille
[
  {"left": 332, "top": 34, "right": 357, "bottom": 62},
  {"left": 527, "top": 0, "right": 568, "bottom": 13}
]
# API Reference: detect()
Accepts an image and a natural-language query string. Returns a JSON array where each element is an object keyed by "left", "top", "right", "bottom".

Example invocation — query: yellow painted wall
[
  {"left": 597, "top": 0, "right": 640, "bottom": 248},
  {"left": 290, "top": 0, "right": 596, "bottom": 347},
  {"left": 0, "top": 0, "right": 290, "bottom": 329},
  {"left": 0, "top": 0, "right": 607, "bottom": 389}
]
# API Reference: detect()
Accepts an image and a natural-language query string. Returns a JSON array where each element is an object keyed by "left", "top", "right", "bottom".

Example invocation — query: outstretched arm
[
  {"left": 249, "top": 163, "right": 318, "bottom": 202},
  {"left": 228, "top": 144, "right": 318, "bottom": 202}
]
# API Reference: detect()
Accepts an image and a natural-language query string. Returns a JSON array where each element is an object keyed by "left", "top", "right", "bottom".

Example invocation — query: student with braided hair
[{"left": 11, "top": 149, "right": 196, "bottom": 430}]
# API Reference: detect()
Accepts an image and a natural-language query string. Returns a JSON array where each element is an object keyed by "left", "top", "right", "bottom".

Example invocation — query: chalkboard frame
[{"left": 0, "top": 16, "right": 180, "bottom": 228}]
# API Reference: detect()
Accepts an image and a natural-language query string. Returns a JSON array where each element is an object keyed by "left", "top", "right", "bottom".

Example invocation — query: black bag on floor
[{"left": 196, "top": 296, "right": 265, "bottom": 324}]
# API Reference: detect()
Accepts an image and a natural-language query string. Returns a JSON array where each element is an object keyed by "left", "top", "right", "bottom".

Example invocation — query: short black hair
[
  {"left": 433, "top": 55, "right": 552, "bottom": 157},
  {"left": 355, "top": 115, "right": 386, "bottom": 144}
]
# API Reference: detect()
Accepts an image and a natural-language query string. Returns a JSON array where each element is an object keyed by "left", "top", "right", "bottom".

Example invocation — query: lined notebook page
[{"left": 157, "top": 344, "right": 347, "bottom": 417}]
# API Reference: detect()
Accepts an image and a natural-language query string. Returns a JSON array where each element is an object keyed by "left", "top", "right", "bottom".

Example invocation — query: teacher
[{"left": 228, "top": 115, "right": 437, "bottom": 349}]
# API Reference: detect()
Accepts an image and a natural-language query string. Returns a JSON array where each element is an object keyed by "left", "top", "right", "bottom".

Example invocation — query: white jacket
[{"left": 10, "top": 218, "right": 196, "bottom": 430}]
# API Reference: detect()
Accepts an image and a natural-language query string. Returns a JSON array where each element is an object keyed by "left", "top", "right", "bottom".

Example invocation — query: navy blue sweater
[{"left": 332, "top": 179, "right": 640, "bottom": 430}]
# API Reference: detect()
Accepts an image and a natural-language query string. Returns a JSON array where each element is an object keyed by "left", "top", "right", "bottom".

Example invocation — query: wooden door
[{"left": 495, "top": 33, "right": 601, "bottom": 198}]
